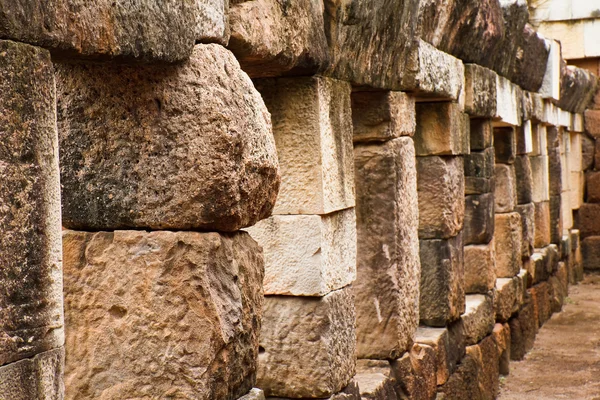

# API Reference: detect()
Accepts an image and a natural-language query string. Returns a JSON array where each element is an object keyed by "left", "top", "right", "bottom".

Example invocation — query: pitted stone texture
[
  {"left": 516, "top": 203, "right": 535, "bottom": 259},
  {"left": 256, "top": 76, "right": 354, "bottom": 215},
  {"left": 464, "top": 64, "right": 497, "bottom": 118},
  {"left": 495, "top": 278, "right": 518, "bottom": 322},
  {"left": 0, "top": 347, "right": 64, "bottom": 400},
  {"left": 576, "top": 204, "right": 600, "bottom": 239},
  {"left": 495, "top": 212, "right": 523, "bottom": 278},
  {"left": 419, "top": 235, "right": 465, "bottom": 327},
  {"left": 355, "top": 360, "right": 398, "bottom": 400},
  {"left": 415, "top": 327, "right": 451, "bottom": 386},
  {"left": 352, "top": 91, "right": 416, "bottom": 142},
  {"left": 0, "top": 0, "right": 216, "bottom": 62},
  {"left": 464, "top": 194, "right": 495, "bottom": 245},
  {"left": 58, "top": 44, "right": 279, "bottom": 232},
  {"left": 558, "top": 66, "right": 598, "bottom": 114},
  {"left": 414, "top": 102, "right": 468, "bottom": 156},
  {"left": 462, "top": 295, "right": 494, "bottom": 346},
  {"left": 495, "top": 76, "right": 523, "bottom": 127},
  {"left": 582, "top": 134, "right": 595, "bottom": 171},
  {"left": 417, "top": 156, "right": 465, "bottom": 239},
  {"left": 494, "top": 164, "right": 518, "bottom": 213},
  {"left": 390, "top": 343, "right": 437, "bottom": 400},
  {"left": 63, "top": 230, "right": 263, "bottom": 400},
  {"left": 258, "top": 287, "right": 356, "bottom": 398},
  {"left": 586, "top": 171, "right": 600, "bottom": 203},
  {"left": 530, "top": 282, "right": 551, "bottom": 328},
  {"left": 0, "top": 40, "right": 64, "bottom": 366},
  {"left": 246, "top": 210, "right": 356, "bottom": 296},
  {"left": 354, "top": 139, "right": 419, "bottom": 359},
  {"left": 464, "top": 243, "right": 496, "bottom": 295},
  {"left": 493, "top": 323, "right": 511, "bottom": 375},
  {"left": 511, "top": 24, "right": 550, "bottom": 92},
  {"left": 228, "top": 0, "right": 329, "bottom": 77}
]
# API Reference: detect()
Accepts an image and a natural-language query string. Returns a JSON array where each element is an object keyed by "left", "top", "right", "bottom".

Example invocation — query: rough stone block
[
  {"left": 0, "top": 348, "right": 64, "bottom": 400},
  {"left": 414, "top": 102, "right": 469, "bottom": 156},
  {"left": 586, "top": 171, "right": 600, "bottom": 203},
  {"left": 549, "top": 262, "right": 568, "bottom": 313},
  {"left": 417, "top": 156, "right": 465, "bottom": 239},
  {"left": 495, "top": 278, "right": 517, "bottom": 323},
  {"left": 534, "top": 201, "right": 551, "bottom": 248},
  {"left": 516, "top": 203, "right": 535, "bottom": 259},
  {"left": 464, "top": 194, "right": 495, "bottom": 245},
  {"left": 58, "top": 44, "right": 279, "bottom": 232},
  {"left": 354, "top": 138, "right": 419, "bottom": 359},
  {"left": 464, "top": 64, "right": 497, "bottom": 118},
  {"left": 258, "top": 287, "right": 356, "bottom": 398},
  {"left": 470, "top": 118, "right": 494, "bottom": 151},
  {"left": 495, "top": 212, "right": 523, "bottom": 278},
  {"left": 493, "top": 323, "right": 511, "bottom": 376},
  {"left": 546, "top": 127, "right": 563, "bottom": 196},
  {"left": 327, "top": 381, "right": 361, "bottom": 400},
  {"left": 246, "top": 210, "right": 356, "bottom": 296},
  {"left": 494, "top": 127, "right": 517, "bottom": 164},
  {"left": 495, "top": 76, "right": 522, "bottom": 127},
  {"left": 352, "top": 92, "right": 416, "bottom": 142},
  {"left": 63, "top": 230, "right": 264, "bottom": 400},
  {"left": 540, "top": 39, "right": 561, "bottom": 101},
  {"left": 256, "top": 76, "right": 354, "bottom": 215},
  {"left": 415, "top": 327, "right": 451, "bottom": 386},
  {"left": 582, "top": 236, "right": 600, "bottom": 270},
  {"left": 514, "top": 155, "right": 533, "bottom": 204},
  {"left": 512, "top": 24, "right": 550, "bottom": 92},
  {"left": 529, "top": 282, "right": 551, "bottom": 328},
  {"left": 419, "top": 235, "right": 465, "bottom": 327},
  {"left": 558, "top": 65, "right": 599, "bottom": 114},
  {"left": 0, "top": 40, "right": 64, "bottom": 365},
  {"left": 516, "top": 120, "right": 533, "bottom": 155},
  {"left": 447, "top": 319, "right": 467, "bottom": 374},
  {"left": 549, "top": 195, "right": 564, "bottom": 244},
  {"left": 530, "top": 155, "right": 550, "bottom": 202},
  {"left": 228, "top": 0, "right": 329, "bottom": 78},
  {"left": 464, "top": 243, "right": 496, "bottom": 295},
  {"left": 570, "top": 170, "right": 584, "bottom": 210},
  {"left": 462, "top": 295, "right": 494, "bottom": 346},
  {"left": 509, "top": 299, "right": 537, "bottom": 361},
  {"left": 355, "top": 360, "right": 398, "bottom": 400},
  {"left": 465, "top": 148, "right": 495, "bottom": 195},
  {"left": 582, "top": 134, "right": 595, "bottom": 170},
  {"left": 390, "top": 343, "right": 437, "bottom": 400},
  {"left": 494, "top": 164, "right": 518, "bottom": 213}
]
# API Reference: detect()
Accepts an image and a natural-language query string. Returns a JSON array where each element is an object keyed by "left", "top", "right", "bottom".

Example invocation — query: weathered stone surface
[
  {"left": 493, "top": 323, "right": 511, "bottom": 376},
  {"left": 354, "top": 139, "right": 419, "bottom": 359},
  {"left": 63, "top": 230, "right": 263, "bottom": 400},
  {"left": 470, "top": 118, "right": 494, "bottom": 151},
  {"left": 0, "top": 40, "right": 64, "bottom": 365},
  {"left": 417, "top": 156, "right": 465, "bottom": 239},
  {"left": 465, "top": 148, "right": 495, "bottom": 195},
  {"left": 352, "top": 91, "right": 416, "bottom": 142},
  {"left": 586, "top": 171, "right": 600, "bottom": 203},
  {"left": 586, "top": 109, "right": 600, "bottom": 138},
  {"left": 259, "top": 288, "right": 355, "bottom": 398},
  {"left": 514, "top": 156, "right": 533, "bottom": 204},
  {"left": 462, "top": 295, "right": 494, "bottom": 346},
  {"left": 549, "top": 262, "right": 568, "bottom": 313},
  {"left": 549, "top": 195, "right": 564, "bottom": 244},
  {"left": 419, "top": 235, "right": 465, "bottom": 327},
  {"left": 582, "top": 134, "right": 596, "bottom": 171},
  {"left": 228, "top": 0, "right": 329, "bottom": 78},
  {"left": 557, "top": 66, "right": 599, "bottom": 114},
  {"left": 529, "top": 282, "right": 551, "bottom": 328},
  {"left": 246, "top": 210, "right": 356, "bottom": 297},
  {"left": 509, "top": 299, "right": 537, "bottom": 360},
  {"left": 58, "top": 44, "right": 279, "bottom": 232},
  {"left": 530, "top": 155, "right": 550, "bottom": 202},
  {"left": 464, "top": 242, "right": 496, "bottom": 294},
  {"left": 415, "top": 102, "right": 468, "bottom": 156},
  {"left": 494, "top": 127, "right": 517, "bottom": 164},
  {"left": 0, "top": 347, "right": 64, "bottom": 400},
  {"left": 464, "top": 194, "right": 495, "bottom": 245},
  {"left": 464, "top": 64, "right": 497, "bottom": 118},
  {"left": 256, "top": 76, "right": 354, "bottom": 215},
  {"left": 495, "top": 212, "right": 523, "bottom": 278},
  {"left": 327, "top": 381, "right": 361, "bottom": 400},
  {"left": 391, "top": 343, "right": 437, "bottom": 400},
  {"left": 547, "top": 127, "right": 563, "bottom": 197},
  {"left": 355, "top": 360, "right": 398, "bottom": 400},
  {"left": 511, "top": 24, "right": 549, "bottom": 92},
  {"left": 495, "top": 76, "right": 523, "bottom": 127},
  {"left": 323, "top": 0, "right": 419, "bottom": 90},
  {"left": 534, "top": 201, "right": 551, "bottom": 248},
  {"left": 495, "top": 278, "right": 518, "bottom": 322},
  {"left": 540, "top": 39, "right": 561, "bottom": 101},
  {"left": 530, "top": 124, "right": 547, "bottom": 156},
  {"left": 494, "top": 164, "right": 518, "bottom": 213},
  {"left": 515, "top": 120, "right": 533, "bottom": 155},
  {"left": 582, "top": 236, "right": 600, "bottom": 270},
  {"left": 0, "top": 0, "right": 221, "bottom": 62},
  {"left": 415, "top": 327, "right": 451, "bottom": 386},
  {"left": 238, "top": 388, "right": 265, "bottom": 400},
  {"left": 577, "top": 204, "right": 600, "bottom": 239},
  {"left": 493, "top": 0, "right": 530, "bottom": 78},
  {"left": 447, "top": 319, "right": 467, "bottom": 374},
  {"left": 516, "top": 203, "right": 535, "bottom": 259}
]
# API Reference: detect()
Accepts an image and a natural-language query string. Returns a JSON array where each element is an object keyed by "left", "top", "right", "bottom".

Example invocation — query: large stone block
[
  {"left": 0, "top": 40, "right": 64, "bottom": 365},
  {"left": 534, "top": 201, "right": 551, "bottom": 248},
  {"left": 547, "top": 127, "right": 563, "bottom": 197},
  {"left": 462, "top": 295, "right": 495, "bottom": 346},
  {"left": 529, "top": 282, "right": 551, "bottom": 328},
  {"left": 495, "top": 212, "right": 523, "bottom": 278},
  {"left": 586, "top": 171, "right": 600, "bottom": 203},
  {"left": 516, "top": 203, "right": 535, "bottom": 259},
  {"left": 549, "top": 195, "right": 563, "bottom": 244},
  {"left": 352, "top": 91, "right": 416, "bottom": 142},
  {"left": 464, "top": 194, "right": 495, "bottom": 245},
  {"left": 419, "top": 235, "right": 465, "bottom": 327},
  {"left": 582, "top": 236, "right": 600, "bottom": 271},
  {"left": 63, "top": 230, "right": 264, "bottom": 400},
  {"left": 577, "top": 204, "right": 600, "bottom": 239},
  {"left": 549, "top": 262, "right": 568, "bottom": 313},
  {"left": 464, "top": 64, "right": 497, "bottom": 118},
  {"left": 586, "top": 109, "right": 600, "bottom": 138},
  {"left": 494, "top": 164, "right": 518, "bottom": 213},
  {"left": 0, "top": 348, "right": 64, "bottom": 400},
  {"left": 415, "top": 327, "right": 451, "bottom": 386},
  {"left": 494, "top": 127, "right": 516, "bottom": 164},
  {"left": 246, "top": 209, "right": 356, "bottom": 297},
  {"left": 493, "top": 323, "right": 511, "bottom": 376},
  {"left": 258, "top": 287, "right": 356, "bottom": 398},
  {"left": 494, "top": 76, "right": 522, "bottom": 127},
  {"left": 511, "top": 24, "right": 550, "bottom": 92},
  {"left": 417, "top": 156, "right": 465, "bottom": 239},
  {"left": 0, "top": 0, "right": 225, "bottom": 62},
  {"left": 354, "top": 139, "right": 419, "bottom": 359},
  {"left": 465, "top": 148, "right": 495, "bottom": 195},
  {"left": 464, "top": 242, "right": 496, "bottom": 294},
  {"left": 355, "top": 360, "right": 398, "bottom": 400},
  {"left": 256, "top": 76, "right": 354, "bottom": 215},
  {"left": 582, "top": 133, "right": 595, "bottom": 170},
  {"left": 509, "top": 300, "right": 537, "bottom": 361},
  {"left": 238, "top": 388, "right": 265, "bottom": 400},
  {"left": 514, "top": 155, "right": 533, "bottom": 204},
  {"left": 495, "top": 278, "right": 518, "bottom": 323},
  {"left": 470, "top": 118, "right": 494, "bottom": 151},
  {"left": 558, "top": 65, "right": 598, "bottom": 114},
  {"left": 228, "top": 0, "right": 329, "bottom": 77},
  {"left": 530, "top": 155, "right": 550, "bottom": 202},
  {"left": 530, "top": 124, "right": 547, "bottom": 157},
  {"left": 414, "top": 102, "right": 469, "bottom": 156},
  {"left": 390, "top": 343, "right": 437, "bottom": 400},
  {"left": 58, "top": 44, "right": 279, "bottom": 232}
]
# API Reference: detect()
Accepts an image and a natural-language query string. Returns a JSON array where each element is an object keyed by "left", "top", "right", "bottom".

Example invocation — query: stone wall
[{"left": 0, "top": 0, "right": 598, "bottom": 399}]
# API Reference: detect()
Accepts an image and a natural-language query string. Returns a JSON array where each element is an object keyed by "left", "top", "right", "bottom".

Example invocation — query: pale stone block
[
  {"left": 584, "top": 19, "right": 600, "bottom": 58},
  {"left": 494, "top": 126, "right": 517, "bottom": 164},
  {"left": 517, "top": 269, "right": 528, "bottom": 306},
  {"left": 543, "top": 101, "right": 560, "bottom": 126},
  {"left": 516, "top": 120, "right": 533, "bottom": 154},
  {"left": 256, "top": 76, "right": 355, "bottom": 215},
  {"left": 258, "top": 287, "right": 356, "bottom": 398},
  {"left": 414, "top": 102, "right": 469, "bottom": 156},
  {"left": 246, "top": 209, "right": 356, "bottom": 296},
  {"left": 531, "top": 124, "right": 548, "bottom": 157},
  {"left": 470, "top": 118, "right": 494, "bottom": 151},
  {"left": 571, "top": 113, "right": 585, "bottom": 133},
  {"left": 495, "top": 212, "right": 523, "bottom": 278},
  {"left": 462, "top": 295, "right": 495, "bottom": 346},
  {"left": 494, "top": 164, "right": 518, "bottom": 213},
  {"left": 562, "top": 191, "right": 574, "bottom": 231},
  {"left": 238, "top": 388, "right": 265, "bottom": 400},
  {"left": 495, "top": 278, "right": 517, "bottom": 322},
  {"left": 464, "top": 64, "right": 497, "bottom": 118},
  {"left": 495, "top": 75, "right": 522, "bottom": 126},
  {"left": 570, "top": 132, "right": 583, "bottom": 172},
  {"left": 571, "top": 171, "right": 584, "bottom": 210},
  {"left": 539, "top": 22, "right": 584, "bottom": 60},
  {"left": 559, "top": 109, "right": 572, "bottom": 128},
  {"left": 530, "top": 155, "right": 550, "bottom": 202},
  {"left": 464, "top": 242, "right": 496, "bottom": 294},
  {"left": 415, "top": 327, "right": 451, "bottom": 386},
  {"left": 354, "top": 138, "right": 419, "bottom": 359},
  {"left": 352, "top": 91, "right": 416, "bottom": 142}
]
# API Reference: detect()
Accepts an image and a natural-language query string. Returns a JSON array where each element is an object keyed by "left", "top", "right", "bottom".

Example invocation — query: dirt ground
[{"left": 499, "top": 274, "right": 600, "bottom": 400}]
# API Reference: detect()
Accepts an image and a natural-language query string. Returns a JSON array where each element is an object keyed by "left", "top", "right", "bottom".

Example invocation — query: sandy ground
[{"left": 499, "top": 274, "right": 600, "bottom": 400}]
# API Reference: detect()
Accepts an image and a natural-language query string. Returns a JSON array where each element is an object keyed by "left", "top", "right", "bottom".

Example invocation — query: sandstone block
[
  {"left": 549, "top": 263, "right": 568, "bottom": 313},
  {"left": 259, "top": 287, "right": 356, "bottom": 398},
  {"left": 495, "top": 76, "right": 522, "bottom": 127},
  {"left": 246, "top": 209, "right": 356, "bottom": 297},
  {"left": 577, "top": 204, "right": 600, "bottom": 239},
  {"left": 549, "top": 195, "right": 563, "bottom": 244},
  {"left": 529, "top": 282, "right": 551, "bottom": 327},
  {"left": 417, "top": 156, "right": 465, "bottom": 239},
  {"left": 465, "top": 148, "right": 495, "bottom": 195},
  {"left": 464, "top": 64, "right": 497, "bottom": 118},
  {"left": 582, "top": 134, "right": 595, "bottom": 170},
  {"left": 514, "top": 156, "right": 533, "bottom": 205},
  {"left": 390, "top": 344, "right": 437, "bottom": 400},
  {"left": 238, "top": 389, "right": 265, "bottom": 400},
  {"left": 512, "top": 24, "right": 550, "bottom": 92},
  {"left": 540, "top": 39, "right": 561, "bottom": 101},
  {"left": 534, "top": 201, "right": 551, "bottom": 248},
  {"left": 228, "top": 0, "right": 329, "bottom": 77},
  {"left": 516, "top": 120, "right": 533, "bottom": 155},
  {"left": 494, "top": 127, "right": 517, "bottom": 164},
  {"left": 256, "top": 76, "right": 354, "bottom": 215},
  {"left": 58, "top": 44, "right": 279, "bottom": 232},
  {"left": 547, "top": 127, "right": 563, "bottom": 197},
  {"left": 558, "top": 66, "right": 599, "bottom": 114},
  {"left": 586, "top": 171, "right": 600, "bottom": 202},
  {"left": 327, "top": 382, "right": 361, "bottom": 400},
  {"left": 470, "top": 119, "right": 494, "bottom": 151},
  {"left": 447, "top": 319, "right": 467, "bottom": 374},
  {"left": 0, "top": 40, "right": 64, "bottom": 365},
  {"left": 582, "top": 236, "right": 600, "bottom": 270},
  {"left": 517, "top": 269, "right": 529, "bottom": 305},
  {"left": 530, "top": 155, "right": 550, "bottom": 202},
  {"left": 355, "top": 360, "right": 398, "bottom": 400},
  {"left": 462, "top": 295, "right": 495, "bottom": 346},
  {"left": 516, "top": 203, "right": 535, "bottom": 259},
  {"left": 352, "top": 91, "right": 416, "bottom": 142},
  {"left": 509, "top": 300, "right": 537, "bottom": 360},
  {"left": 590, "top": 109, "right": 600, "bottom": 138},
  {"left": 531, "top": 124, "right": 547, "bottom": 157},
  {"left": 415, "top": 327, "right": 451, "bottom": 386},
  {"left": 0, "top": 348, "right": 64, "bottom": 400},
  {"left": 495, "top": 212, "right": 523, "bottom": 278},
  {"left": 493, "top": 323, "right": 511, "bottom": 376},
  {"left": 494, "top": 164, "right": 518, "bottom": 213},
  {"left": 63, "top": 230, "right": 264, "bottom": 400},
  {"left": 464, "top": 194, "right": 495, "bottom": 245},
  {"left": 354, "top": 139, "right": 419, "bottom": 359},
  {"left": 464, "top": 243, "right": 496, "bottom": 294},
  {"left": 414, "top": 102, "right": 469, "bottom": 156},
  {"left": 495, "top": 278, "right": 518, "bottom": 322},
  {"left": 419, "top": 235, "right": 465, "bottom": 327}
]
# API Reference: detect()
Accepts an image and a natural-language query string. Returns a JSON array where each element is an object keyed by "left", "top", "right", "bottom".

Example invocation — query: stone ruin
[{"left": 1, "top": 0, "right": 600, "bottom": 399}]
